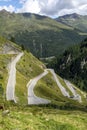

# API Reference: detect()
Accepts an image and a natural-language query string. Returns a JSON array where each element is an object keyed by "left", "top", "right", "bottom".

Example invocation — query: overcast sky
[{"left": 0, "top": 0, "right": 87, "bottom": 17}]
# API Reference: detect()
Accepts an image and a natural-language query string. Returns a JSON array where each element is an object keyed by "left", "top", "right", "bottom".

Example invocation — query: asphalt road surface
[
  {"left": 48, "top": 69, "right": 70, "bottom": 97},
  {"left": 27, "top": 70, "right": 51, "bottom": 105},
  {"left": 64, "top": 80, "right": 82, "bottom": 102},
  {"left": 6, "top": 52, "right": 24, "bottom": 102}
]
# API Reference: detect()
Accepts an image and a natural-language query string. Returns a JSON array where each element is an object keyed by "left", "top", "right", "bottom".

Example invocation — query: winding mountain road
[
  {"left": 27, "top": 70, "right": 50, "bottom": 105},
  {"left": 6, "top": 51, "right": 82, "bottom": 105},
  {"left": 64, "top": 80, "right": 82, "bottom": 102},
  {"left": 27, "top": 68, "right": 71, "bottom": 105},
  {"left": 6, "top": 52, "right": 24, "bottom": 102}
]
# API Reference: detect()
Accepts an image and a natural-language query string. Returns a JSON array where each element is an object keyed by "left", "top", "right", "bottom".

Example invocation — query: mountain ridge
[
  {"left": 57, "top": 13, "right": 83, "bottom": 19},
  {"left": 56, "top": 13, "right": 87, "bottom": 33},
  {"left": 0, "top": 10, "right": 86, "bottom": 58}
]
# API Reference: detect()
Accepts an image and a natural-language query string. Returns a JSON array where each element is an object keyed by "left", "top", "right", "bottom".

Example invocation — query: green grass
[
  {"left": 15, "top": 71, "right": 28, "bottom": 105},
  {"left": 0, "top": 106, "right": 87, "bottom": 130},
  {"left": 16, "top": 51, "right": 44, "bottom": 78},
  {"left": 0, "top": 54, "right": 14, "bottom": 102},
  {"left": 34, "top": 72, "right": 66, "bottom": 102}
]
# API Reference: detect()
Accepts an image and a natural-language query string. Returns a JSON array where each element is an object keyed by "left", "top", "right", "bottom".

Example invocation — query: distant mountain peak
[
  {"left": 58, "top": 13, "right": 81, "bottom": 19},
  {"left": 0, "top": 9, "right": 10, "bottom": 15},
  {"left": 0, "top": 9, "right": 8, "bottom": 13}
]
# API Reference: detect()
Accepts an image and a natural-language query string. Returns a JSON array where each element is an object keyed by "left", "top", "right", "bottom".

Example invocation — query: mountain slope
[
  {"left": 56, "top": 13, "right": 87, "bottom": 33},
  {"left": 0, "top": 10, "right": 86, "bottom": 57},
  {"left": 0, "top": 36, "right": 87, "bottom": 110},
  {"left": 48, "top": 38, "right": 87, "bottom": 92},
  {"left": 0, "top": 36, "right": 44, "bottom": 104}
]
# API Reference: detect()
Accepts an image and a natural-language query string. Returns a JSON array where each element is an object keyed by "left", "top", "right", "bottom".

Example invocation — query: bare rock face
[
  {"left": 2, "top": 43, "right": 20, "bottom": 54},
  {"left": 81, "top": 59, "right": 87, "bottom": 69}
]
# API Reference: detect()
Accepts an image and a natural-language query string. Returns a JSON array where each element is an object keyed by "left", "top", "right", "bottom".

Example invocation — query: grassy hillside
[
  {"left": 47, "top": 38, "right": 87, "bottom": 92},
  {"left": 0, "top": 36, "right": 86, "bottom": 108},
  {"left": 0, "top": 36, "right": 45, "bottom": 105},
  {"left": 0, "top": 106, "right": 87, "bottom": 130},
  {"left": 34, "top": 72, "right": 87, "bottom": 110},
  {"left": 0, "top": 36, "right": 21, "bottom": 103},
  {"left": 0, "top": 10, "right": 86, "bottom": 58},
  {"left": 56, "top": 13, "right": 87, "bottom": 33},
  {"left": 16, "top": 51, "right": 44, "bottom": 104},
  {"left": 14, "top": 50, "right": 87, "bottom": 109}
]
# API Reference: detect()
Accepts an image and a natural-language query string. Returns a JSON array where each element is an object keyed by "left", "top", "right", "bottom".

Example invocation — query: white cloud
[
  {"left": 17, "top": 0, "right": 87, "bottom": 17},
  {"left": 38, "top": 0, "right": 76, "bottom": 17},
  {"left": 18, "top": 0, "right": 40, "bottom": 14},
  {"left": 1, "top": 0, "right": 87, "bottom": 17},
  {"left": 0, "top": 5, "right": 15, "bottom": 12}
]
